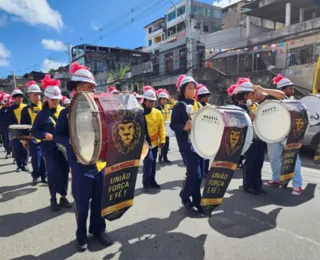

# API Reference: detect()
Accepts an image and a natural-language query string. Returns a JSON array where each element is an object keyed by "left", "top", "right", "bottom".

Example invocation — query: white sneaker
[{"left": 291, "top": 187, "right": 302, "bottom": 196}]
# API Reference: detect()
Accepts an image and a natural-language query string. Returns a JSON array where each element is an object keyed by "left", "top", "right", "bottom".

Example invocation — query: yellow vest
[
  {"left": 13, "top": 103, "right": 27, "bottom": 124},
  {"left": 28, "top": 103, "right": 42, "bottom": 143},
  {"left": 145, "top": 108, "right": 166, "bottom": 148}
]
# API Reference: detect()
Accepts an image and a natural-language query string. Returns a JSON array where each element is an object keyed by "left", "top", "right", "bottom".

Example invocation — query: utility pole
[
  {"left": 185, "top": 0, "right": 194, "bottom": 76},
  {"left": 12, "top": 71, "right": 16, "bottom": 90},
  {"left": 66, "top": 43, "right": 72, "bottom": 79}
]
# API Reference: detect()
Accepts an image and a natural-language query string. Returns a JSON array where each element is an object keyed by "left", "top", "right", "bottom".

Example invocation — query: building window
[
  {"left": 165, "top": 53, "right": 174, "bottom": 74},
  {"left": 148, "top": 27, "right": 152, "bottom": 34},
  {"left": 287, "top": 44, "right": 315, "bottom": 66},
  {"left": 167, "top": 26, "right": 176, "bottom": 37},
  {"left": 161, "top": 34, "right": 165, "bottom": 41},
  {"left": 194, "top": 19, "right": 199, "bottom": 29},
  {"left": 192, "top": 6, "right": 199, "bottom": 15},
  {"left": 213, "top": 10, "right": 221, "bottom": 19},
  {"left": 203, "top": 8, "right": 210, "bottom": 17},
  {"left": 148, "top": 40, "right": 152, "bottom": 46},
  {"left": 177, "top": 22, "right": 185, "bottom": 33},
  {"left": 154, "top": 35, "right": 161, "bottom": 44},
  {"left": 203, "top": 25, "right": 209, "bottom": 32},
  {"left": 177, "top": 5, "right": 185, "bottom": 16},
  {"left": 167, "top": 10, "right": 176, "bottom": 22}
]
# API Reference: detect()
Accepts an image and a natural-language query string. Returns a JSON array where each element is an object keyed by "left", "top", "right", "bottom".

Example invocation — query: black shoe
[
  {"left": 22, "top": 166, "right": 29, "bottom": 172},
  {"left": 158, "top": 157, "right": 164, "bottom": 164},
  {"left": 32, "top": 178, "right": 38, "bottom": 186},
  {"left": 244, "top": 187, "right": 260, "bottom": 195},
  {"left": 5, "top": 153, "right": 9, "bottom": 159},
  {"left": 143, "top": 183, "right": 151, "bottom": 190},
  {"left": 16, "top": 167, "right": 21, "bottom": 172},
  {"left": 194, "top": 205, "right": 207, "bottom": 215},
  {"left": 41, "top": 179, "right": 48, "bottom": 184},
  {"left": 163, "top": 159, "right": 172, "bottom": 164},
  {"left": 60, "top": 197, "right": 72, "bottom": 208},
  {"left": 94, "top": 232, "right": 113, "bottom": 247},
  {"left": 50, "top": 199, "right": 60, "bottom": 212},
  {"left": 75, "top": 239, "right": 88, "bottom": 252},
  {"left": 256, "top": 187, "right": 267, "bottom": 194},
  {"left": 182, "top": 201, "right": 197, "bottom": 212},
  {"left": 150, "top": 182, "right": 161, "bottom": 189}
]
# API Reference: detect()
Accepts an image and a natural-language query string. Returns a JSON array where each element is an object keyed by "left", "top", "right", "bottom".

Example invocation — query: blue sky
[{"left": 0, "top": 0, "right": 223, "bottom": 78}]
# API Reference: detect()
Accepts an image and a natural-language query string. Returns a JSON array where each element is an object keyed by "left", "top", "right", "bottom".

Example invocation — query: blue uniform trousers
[
  {"left": 180, "top": 150, "right": 203, "bottom": 206},
  {"left": 143, "top": 146, "right": 158, "bottom": 186},
  {"left": 43, "top": 149, "right": 69, "bottom": 199},
  {"left": 3, "top": 129, "right": 11, "bottom": 154},
  {"left": 11, "top": 139, "right": 28, "bottom": 168},
  {"left": 29, "top": 141, "right": 46, "bottom": 180},
  {"left": 159, "top": 137, "right": 170, "bottom": 160},
  {"left": 243, "top": 139, "right": 266, "bottom": 189},
  {"left": 72, "top": 171, "right": 106, "bottom": 243}
]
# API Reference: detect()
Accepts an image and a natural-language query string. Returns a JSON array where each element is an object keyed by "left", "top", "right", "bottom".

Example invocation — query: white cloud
[
  {"left": 41, "top": 39, "right": 66, "bottom": 52},
  {"left": 0, "top": 0, "right": 63, "bottom": 31},
  {"left": 213, "top": 0, "right": 243, "bottom": 8},
  {"left": 91, "top": 20, "right": 101, "bottom": 31},
  {"left": 41, "top": 58, "right": 67, "bottom": 73},
  {"left": 0, "top": 14, "right": 8, "bottom": 26},
  {"left": 0, "top": 42, "right": 10, "bottom": 67}
]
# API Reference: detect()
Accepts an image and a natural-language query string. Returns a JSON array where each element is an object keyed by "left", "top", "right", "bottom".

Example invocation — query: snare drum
[
  {"left": 190, "top": 105, "right": 251, "bottom": 159},
  {"left": 165, "top": 121, "right": 175, "bottom": 137},
  {"left": 253, "top": 100, "right": 306, "bottom": 143},
  {"left": 300, "top": 95, "right": 320, "bottom": 127},
  {"left": 9, "top": 125, "right": 33, "bottom": 140}
]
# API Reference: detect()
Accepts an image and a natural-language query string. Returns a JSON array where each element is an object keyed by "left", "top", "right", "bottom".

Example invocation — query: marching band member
[
  {"left": 0, "top": 93, "right": 6, "bottom": 148},
  {"left": 109, "top": 86, "right": 120, "bottom": 95},
  {"left": 142, "top": 86, "right": 166, "bottom": 189},
  {"left": 156, "top": 88, "right": 175, "bottom": 164},
  {"left": 265, "top": 75, "right": 303, "bottom": 195},
  {"left": 63, "top": 98, "right": 71, "bottom": 108},
  {"left": 55, "top": 62, "right": 112, "bottom": 251},
  {"left": 196, "top": 84, "right": 211, "bottom": 177},
  {"left": 1, "top": 94, "right": 11, "bottom": 158},
  {"left": 31, "top": 75, "right": 71, "bottom": 212},
  {"left": 170, "top": 75, "right": 204, "bottom": 214},
  {"left": 6, "top": 88, "right": 29, "bottom": 172},
  {"left": 21, "top": 81, "right": 47, "bottom": 185}
]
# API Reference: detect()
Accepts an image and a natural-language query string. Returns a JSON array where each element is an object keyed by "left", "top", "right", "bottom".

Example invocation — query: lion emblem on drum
[
  {"left": 225, "top": 128, "right": 244, "bottom": 156},
  {"left": 111, "top": 110, "right": 142, "bottom": 154},
  {"left": 294, "top": 111, "right": 308, "bottom": 139}
]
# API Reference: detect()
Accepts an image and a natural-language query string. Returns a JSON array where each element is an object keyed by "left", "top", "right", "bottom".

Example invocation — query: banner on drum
[
  {"left": 314, "top": 142, "right": 320, "bottom": 164},
  {"left": 280, "top": 105, "right": 308, "bottom": 184},
  {"left": 201, "top": 111, "right": 248, "bottom": 215},
  {"left": 101, "top": 108, "right": 145, "bottom": 221}
]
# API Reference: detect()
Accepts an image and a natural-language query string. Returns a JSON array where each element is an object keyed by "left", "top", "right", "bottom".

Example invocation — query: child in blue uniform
[
  {"left": 54, "top": 62, "right": 112, "bottom": 252},
  {"left": 170, "top": 75, "right": 204, "bottom": 214},
  {"left": 31, "top": 75, "right": 71, "bottom": 212},
  {"left": 6, "top": 89, "right": 29, "bottom": 172},
  {"left": 0, "top": 94, "right": 11, "bottom": 157},
  {"left": 21, "top": 81, "right": 47, "bottom": 185}
]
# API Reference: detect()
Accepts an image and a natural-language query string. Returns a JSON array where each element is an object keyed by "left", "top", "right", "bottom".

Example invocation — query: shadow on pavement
[
  {"left": 208, "top": 183, "right": 316, "bottom": 238},
  {"left": 0, "top": 204, "right": 74, "bottom": 237},
  {"left": 0, "top": 183, "right": 31, "bottom": 194},
  {"left": 0, "top": 170, "right": 17, "bottom": 175},
  {"left": 0, "top": 188, "right": 37, "bottom": 203}
]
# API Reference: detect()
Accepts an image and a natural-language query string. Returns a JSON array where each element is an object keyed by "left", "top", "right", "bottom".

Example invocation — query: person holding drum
[
  {"left": 265, "top": 75, "right": 303, "bottom": 196},
  {"left": 170, "top": 75, "right": 205, "bottom": 214},
  {"left": 142, "top": 86, "right": 166, "bottom": 189},
  {"left": 196, "top": 84, "right": 211, "bottom": 178},
  {"left": 156, "top": 88, "right": 175, "bottom": 164},
  {"left": 229, "top": 78, "right": 285, "bottom": 195},
  {"left": 6, "top": 88, "right": 29, "bottom": 172},
  {"left": 31, "top": 75, "right": 71, "bottom": 212},
  {"left": 21, "top": 81, "right": 47, "bottom": 185},
  {"left": 54, "top": 62, "right": 113, "bottom": 251}
]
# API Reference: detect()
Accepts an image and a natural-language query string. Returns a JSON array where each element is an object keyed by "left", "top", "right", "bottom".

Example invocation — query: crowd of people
[{"left": 0, "top": 63, "right": 304, "bottom": 252}]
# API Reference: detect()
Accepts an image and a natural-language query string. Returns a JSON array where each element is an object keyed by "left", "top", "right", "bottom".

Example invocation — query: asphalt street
[{"left": 0, "top": 141, "right": 320, "bottom": 260}]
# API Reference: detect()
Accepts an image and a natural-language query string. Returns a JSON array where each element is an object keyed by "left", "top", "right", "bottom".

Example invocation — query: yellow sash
[
  {"left": 28, "top": 103, "right": 42, "bottom": 143},
  {"left": 48, "top": 105, "right": 64, "bottom": 126},
  {"left": 193, "top": 99, "right": 199, "bottom": 113},
  {"left": 13, "top": 104, "right": 27, "bottom": 124},
  {"left": 96, "top": 160, "right": 107, "bottom": 172}
]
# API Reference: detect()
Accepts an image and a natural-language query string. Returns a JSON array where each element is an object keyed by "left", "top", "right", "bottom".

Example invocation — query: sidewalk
[{"left": 0, "top": 141, "right": 320, "bottom": 260}]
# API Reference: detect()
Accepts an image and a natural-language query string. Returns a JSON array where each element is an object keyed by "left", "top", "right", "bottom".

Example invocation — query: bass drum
[
  {"left": 190, "top": 105, "right": 252, "bottom": 159},
  {"left": 300, "top": 95, "right": 320, "bottom": 127}
]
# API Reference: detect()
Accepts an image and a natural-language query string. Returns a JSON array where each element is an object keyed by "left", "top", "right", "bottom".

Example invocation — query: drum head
[
  {"left": 69, "top": 92, "right": 102, "bottom": 165},
  {"left": 9, "top": 124, "right": 32, "bottom": 129},
  {"left": 253, "top": 100, "right": 291, "bottom": 143},
  {"left": 190, "top": 106, "right": 224, "bottom": 159},
  {"left": 300, "top": 95, "right": 320, "bottom": 127}
]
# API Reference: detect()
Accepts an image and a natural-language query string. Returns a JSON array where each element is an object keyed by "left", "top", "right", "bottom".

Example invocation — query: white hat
[
  {"left": 2, "top": 94, "right": 10, "bottom": 104},
  {"left": 12, "top": 88, "right": 24, "bottom": 97},
  {"left": 143, "top": 86, "right": 157, "bottom": 101},
  {"left": 196, "top": 84, "right": 210, "bottom": 97},
  {"left": 26, "top": 81, "right": 41, "bottom": 93},
  {"left": 233, "top": 78, "right": 254, "bottom": 95},
  {"left": 273, "top": 74, "right": 294, "bottom": 89},
  {"left": 70, "top": 62, "right": 96, "bottom": 86},
  {"left": 109, "top": 86, "right": 119, "bottom": 94},
  {"left": 41, "top": 74, "right": 62, "bottom": 100},
  {"left": 178, "top": 76, "right": 197, "bottom": 90},
  {"left": 63, "top": 98, "right": 71, "bottom": 105},
  {"left": 156, "top": 89, "right": 169, "bottom": 99}
]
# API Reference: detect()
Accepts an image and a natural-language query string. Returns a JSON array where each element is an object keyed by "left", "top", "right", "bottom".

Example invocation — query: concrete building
[{"left": 144, "top": 18, "right": 166, "bottom": 52}]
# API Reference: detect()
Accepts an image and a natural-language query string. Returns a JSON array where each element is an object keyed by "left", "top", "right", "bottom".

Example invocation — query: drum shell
[
  {"left": 9, "top": 125, "right": 32, "bottom": 140},
  {"left": 94, "top": 96, "right": 108, "bottom": 161}
]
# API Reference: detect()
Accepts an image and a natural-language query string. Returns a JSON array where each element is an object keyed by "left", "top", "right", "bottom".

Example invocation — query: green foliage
[{"left": 107, "top": 65, "right": 131, "bottom": 81}]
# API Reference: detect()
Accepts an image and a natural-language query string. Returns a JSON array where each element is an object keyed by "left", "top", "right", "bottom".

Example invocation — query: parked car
[{"left": 302, "top": 125, "right": 320, "bottom": 151}]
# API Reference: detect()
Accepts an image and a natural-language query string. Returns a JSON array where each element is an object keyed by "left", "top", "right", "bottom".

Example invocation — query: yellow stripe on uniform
[{"left": 13, "top": 104, "right": 26, "bottom": 124}]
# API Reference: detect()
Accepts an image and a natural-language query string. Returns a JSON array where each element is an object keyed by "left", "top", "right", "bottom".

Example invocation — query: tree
[
  {"left": 107, "top": 65, "right": 131, "bottom": 83},
  {"left": 48, "top": 68, "right": 55, "bottom": 75}
]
